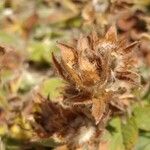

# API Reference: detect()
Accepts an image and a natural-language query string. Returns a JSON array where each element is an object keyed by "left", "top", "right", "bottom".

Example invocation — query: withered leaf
[
  {"left": 105, "top": 26, "right": 117, "bottom": 43},
  {"left": 92, "top": 98, "right": 106, "bottom": 125},
  {"left": 22, "top": 12, "right": 39, "bottom": 37},
  {"left": 116, "top": 70, "right": 140, "bottom": 85},
  {"left": 52, "top": 53, "right": 66, "bottom": 80},
  {"left": 123, "top": 41, "right": 139, "bottom": 53},
  {"left": 0, "top": 46, "right": 22, "bottom": 70},
  {"left": 57, "top": 42, "right": 77, "bottom": 67},
  {"left": 61, "top": 59, "right": 82, "bottom": 86},
  {"left": 77, "top": 36, "right": 90, "bottom": 51},
  {"left": 23, "top": 13, "right": 38, "bottom": 30}
]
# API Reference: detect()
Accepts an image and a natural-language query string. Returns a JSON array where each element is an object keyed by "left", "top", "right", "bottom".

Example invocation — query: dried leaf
[
  {"left": 52, "top": 53, "right": 66, "bottom": 80},
  {"left": 116, "top": 70, "right": 140, "bottom": 85},
  {"left": 77, "top": 36, "right": 90, "bottom": 51},
  {"left": 92, "top": 98, "right": 106, "bottom": 125},
  {"left": 105, "top": 26, "right": 117, "bottom": 43},
  {"left": 57, "top": 42, "right": 77, "bottom": 67}
]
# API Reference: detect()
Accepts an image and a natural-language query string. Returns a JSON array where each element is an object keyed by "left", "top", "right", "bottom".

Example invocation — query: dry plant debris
[{"left": 0, "top": 0, "right": 150, "bottom": 150}]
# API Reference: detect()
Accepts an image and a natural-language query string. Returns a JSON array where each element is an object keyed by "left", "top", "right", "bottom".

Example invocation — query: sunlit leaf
[
  {"left": 27, "top": 40, "right": 59, "bottom": 63},
  {"left": 135, "top": 132, "right": 150, "bottom": 150},
  {"left": 133, "top": 106, "right": 150, "bottom": 131},
  {"left": 41, "top": 77, "right": 64, "bottom": 99},
  {"left": 109, "top": 117, "right": 125, "bottom": 150},
  {"left": 122, "top": 116, "right": 139, "bottom": 150}
]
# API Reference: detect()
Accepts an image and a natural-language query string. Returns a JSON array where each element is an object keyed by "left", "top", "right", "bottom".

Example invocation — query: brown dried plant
[
  {"left": 0, "top": 45, "right": 23, "bottom": 71},
  {"left": 116, "top": 10, "right": 150, "bottom": 66},
  {"left": 33, "top": 26, "right": 141, "bottom": 149}
]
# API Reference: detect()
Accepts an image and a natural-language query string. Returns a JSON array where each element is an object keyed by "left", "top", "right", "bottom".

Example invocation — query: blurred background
[{"left": 0, "top": 0, "right": 150, "bottom": 150}]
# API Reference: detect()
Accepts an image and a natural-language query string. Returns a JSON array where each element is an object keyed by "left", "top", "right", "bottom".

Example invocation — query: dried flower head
[
  {"left": 52, "top": 26, "right": 140, "bottom": 122},
  {"left": 33, "top": 26, "right": 140, "bottom": 149}
]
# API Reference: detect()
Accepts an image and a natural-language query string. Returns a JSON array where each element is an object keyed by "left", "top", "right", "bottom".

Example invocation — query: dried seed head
[
  {"left": 52, "top": 26, "right": 140, "bottom": 123},
  {"left": 33, "top": 26, "right": 141, "bottom": 149}
]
